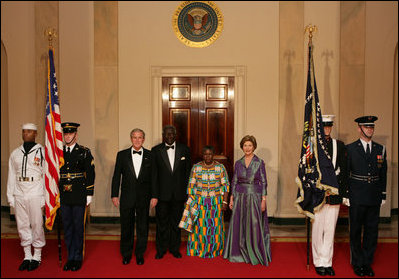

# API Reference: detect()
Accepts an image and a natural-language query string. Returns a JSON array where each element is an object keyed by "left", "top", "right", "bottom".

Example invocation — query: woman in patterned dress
[
  {"left": 223, "top": 135, "right": 272, "bottom": 266},
  {"left": 179, "top": 145, "right": 230, "bottom": 258}
]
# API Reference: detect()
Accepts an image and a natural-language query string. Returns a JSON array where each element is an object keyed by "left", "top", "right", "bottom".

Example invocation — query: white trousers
[
  {"left": 312, "top": 203, "right": 340, "bottom": 267},
  {"left": 14, "top": 196, "right": 46, "bottom": 248}
]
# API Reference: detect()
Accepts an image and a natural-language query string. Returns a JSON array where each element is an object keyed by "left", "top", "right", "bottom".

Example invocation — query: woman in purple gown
[{"left": 223, "top": 135, "right": 271, "bottom": 266}]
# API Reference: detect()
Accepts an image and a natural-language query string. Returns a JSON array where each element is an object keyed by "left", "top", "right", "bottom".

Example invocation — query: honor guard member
[
  {"left": 60, "top": 122, "right": 95, "bottom": 272},
  {"left": 7, "top": 123, "right": 45, "bottom": 271},
  {"left": 312, "top": 115, "right": 348, "bottom": 276},
  {"left": 346, "top": 116, "right": 387, "bottom": 277}
]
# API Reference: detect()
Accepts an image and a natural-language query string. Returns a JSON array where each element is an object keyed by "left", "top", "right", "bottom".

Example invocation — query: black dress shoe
[
  {"left": 171, "top": 251, "right": 182, "bottom": 258},
  {"left": 122, "top": 257, "right": 131, "bottom": 265},
  {"left": 18, "top": 260, "right": 31, "bottom": 271},
  {"left": 363, "top": 265, "right": 375, "bottom": 277},
  {"left": 325, "top": 266, "right": 335, "bottom": 276},
  {"left": 63, "top": 260, "right": 73, "bottom": 271},
  {"left": 27, "top": 260, "right": 40, "bottom": 271},
  {"left": 136, "top": 255, "right": 144, "bottom": 265},
  {"left": 315, "top": 266, "right": 326, "bottom": 276},
  {"left": 353, "top": 265, "right": 365, "bottom": 277},
  {"left": 71, "top": 260, "right": 82, "bottom": 271},
  {"left": 155, "top": 252, "right": 164, "bottom": 259}
]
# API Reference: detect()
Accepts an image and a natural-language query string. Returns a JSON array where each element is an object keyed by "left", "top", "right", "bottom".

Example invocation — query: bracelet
[{"left": 222, "top": 201, "right": 228, "bottom": 205}]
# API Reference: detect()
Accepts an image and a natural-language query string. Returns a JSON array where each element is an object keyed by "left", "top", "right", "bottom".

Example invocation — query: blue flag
[{"left": 294, "top": 43, "right": 339, "bottom": 219}]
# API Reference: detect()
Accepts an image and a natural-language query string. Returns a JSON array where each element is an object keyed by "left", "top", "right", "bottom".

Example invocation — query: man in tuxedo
[
  {"left": 346, "top": 116, "right": 387, "bottom": 277},
  {"left": 111, "top": 128, "right": 152, "bottom": 265},
  {"left": 150, "top": 125, "right": 191, "bottom": 259}
]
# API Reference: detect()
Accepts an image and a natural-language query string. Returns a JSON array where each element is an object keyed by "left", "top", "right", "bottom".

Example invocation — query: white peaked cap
[
  {"left": 22, "top": 123, "right": 38, "bottom": 130},
  {"left": 322, "top": 115, "right": 335, "bottom": 123}
]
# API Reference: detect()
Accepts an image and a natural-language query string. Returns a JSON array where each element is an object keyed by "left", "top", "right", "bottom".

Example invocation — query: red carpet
[{"left": 1, "top": 238, "right": 397, "bottom": 278}]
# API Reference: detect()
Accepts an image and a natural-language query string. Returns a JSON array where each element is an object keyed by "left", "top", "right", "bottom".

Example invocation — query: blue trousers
[{"left": 61, "top": 204, "right": 86, "bottom": 261}]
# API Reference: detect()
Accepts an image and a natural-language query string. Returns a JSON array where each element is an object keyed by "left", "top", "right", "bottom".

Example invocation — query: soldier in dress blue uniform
[
  {"left": 60, "top": 122, "right": 95, "bottom": 272},
  {"left": 346, "top": 116, "right": 387, "bottom": 277}
]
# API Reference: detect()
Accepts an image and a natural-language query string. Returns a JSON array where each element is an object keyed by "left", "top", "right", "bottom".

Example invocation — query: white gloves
[
  {"left": 9, "top": 201, "right": 15, "bottom": 208},
  {"left": 381, "top": 200, "right": 386, "bottom": 206},
  {"left": 342, "top": 198, "right": 350, "bottom": 207},
  {"left": 86, "top": 196, "right": 93, "bottom": 206}
]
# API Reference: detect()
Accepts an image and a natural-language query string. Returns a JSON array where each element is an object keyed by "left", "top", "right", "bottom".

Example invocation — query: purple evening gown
[{"left": 223, "top": 154, "right": 272, "bottom": 266}]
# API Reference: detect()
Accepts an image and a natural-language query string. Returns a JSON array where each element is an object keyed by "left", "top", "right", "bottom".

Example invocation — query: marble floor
[{"left": 1, "top": 210, "right": 397, "bottom": 242}]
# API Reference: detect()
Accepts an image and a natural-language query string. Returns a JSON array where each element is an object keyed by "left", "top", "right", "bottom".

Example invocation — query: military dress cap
[
  {"left": 354, "top": 115, "right": 378, "bottom": 126},
  {"left": 22, "top": 123, "right": 38, "bottom": 130},
  {"left": 322, "top": 115, "right": 335, "bottom": 127},
  {"left": 61, "top": 122, "right": 80, "bottom": 133}
]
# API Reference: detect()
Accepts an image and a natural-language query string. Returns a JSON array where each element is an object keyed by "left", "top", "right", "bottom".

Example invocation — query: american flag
[
  {"left": 294, "top": 42, "right": 339, "bottom": 219},
  {"left": 44, "top": 47, "right": 64, "bottom": 230}
]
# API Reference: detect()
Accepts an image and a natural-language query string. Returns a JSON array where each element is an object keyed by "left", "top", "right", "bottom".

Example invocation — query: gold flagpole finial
[
  {"left": 304, "top": 24, "right": 317, "bottom": 45},
  {"left": 45, "top": 28, "right": 57, "bottom": 47}
]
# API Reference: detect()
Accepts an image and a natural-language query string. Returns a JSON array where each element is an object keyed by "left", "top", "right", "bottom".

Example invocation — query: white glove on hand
[
  {"left": 381, "top": 200, "right": 386, "bottom": 206},
  {"left": 342, "top": 198, "right": 350, "bottom": 207},
  {"left": 86, "top": 196, "right": 93, "bottom": 206},
  {"left": 9, "top": 200, "right": 15, "bottom": 208}
]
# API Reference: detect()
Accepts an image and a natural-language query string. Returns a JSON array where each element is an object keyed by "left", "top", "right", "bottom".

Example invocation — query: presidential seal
[{"left": 172, "top": 1, "right": 223, "bottom": 48}]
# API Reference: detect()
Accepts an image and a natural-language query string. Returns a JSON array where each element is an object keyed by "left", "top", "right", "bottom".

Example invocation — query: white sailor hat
[
  {"left": 22, "top": 123, "right": 38, "bottom": 130},
  {"left": 322, "top": 115, "right": 335, "bottom": 127}
]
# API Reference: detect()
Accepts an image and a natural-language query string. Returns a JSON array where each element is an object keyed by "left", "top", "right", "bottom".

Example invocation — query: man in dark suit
[
  {"left": 346, "top": 116, "right": 387, "bottom": 277},
  {"left": 150, "top": 125, "right": 191, "bottom": 259},
  {"left": 60, "top": 122, "right": 95, "bottom": 272},
  {"left": 111, "top": 128, "right": 152, "bottom": 265}
]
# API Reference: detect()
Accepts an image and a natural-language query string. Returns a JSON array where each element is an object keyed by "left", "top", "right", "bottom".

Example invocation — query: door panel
[{"left": 162, "top": 76, "right": 234, "bottom": 180}]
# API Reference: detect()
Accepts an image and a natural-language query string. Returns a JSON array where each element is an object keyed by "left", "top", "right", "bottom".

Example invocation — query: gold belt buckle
[{"left": 63, "top": 184, "right": 72, "bottom": 192}]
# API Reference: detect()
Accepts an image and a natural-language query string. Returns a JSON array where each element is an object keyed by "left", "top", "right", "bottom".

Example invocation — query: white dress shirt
[
  {"left": 166, "top": 142, "right": 175, "bottom": 171},
  {"left": 65, "top": 143, "right": 76, "bottom": 153},
  {"left": 131, "top": 147, "right": 143, "bottom": 178},
  {"left": 360, "top": 138, "right": 372, "bottom": 153}
]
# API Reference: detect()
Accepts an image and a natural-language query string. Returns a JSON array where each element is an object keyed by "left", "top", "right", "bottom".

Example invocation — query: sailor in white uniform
[
  {"left": 312, "top": 115, "right": 348, "bottom": 276},
  {"left": 7, "top": 123, "right": 46, "bottom": 271}
]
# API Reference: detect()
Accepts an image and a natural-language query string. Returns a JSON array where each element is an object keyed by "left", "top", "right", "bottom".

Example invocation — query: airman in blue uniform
[{"left": 346, "top": 116, "right": 387, "bottom": 277}]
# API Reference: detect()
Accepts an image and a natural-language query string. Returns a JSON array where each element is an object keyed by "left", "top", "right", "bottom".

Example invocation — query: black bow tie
[
  {"left": 133, "top": 150, "right": 142, "bottom": 155},
  {"left": 166, "top": 145, "right": 174, "bottom": 150}
]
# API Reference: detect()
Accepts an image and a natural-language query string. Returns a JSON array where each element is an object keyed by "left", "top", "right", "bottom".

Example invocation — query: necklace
[{"left": 202, "top": 161, "right": 215, "bottom": 168}]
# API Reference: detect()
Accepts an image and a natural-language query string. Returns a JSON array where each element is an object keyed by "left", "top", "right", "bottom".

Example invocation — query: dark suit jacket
[
  {"left": 151, "top": 142, "right": 191, "bottom": 201},
  {"left": 346, "top": 139, "right": 387, "bottom": 206},
  {"left": 111, "top": 147, "right": 152, "bottom": 208}
]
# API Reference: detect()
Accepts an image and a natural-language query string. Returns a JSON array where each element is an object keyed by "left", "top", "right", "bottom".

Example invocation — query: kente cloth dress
[
  {"left": 223, "top": 155, "right": 272, "bottom": 266},
  {"left": 179, "top": 162, "right": 230, "bottom": 258}
]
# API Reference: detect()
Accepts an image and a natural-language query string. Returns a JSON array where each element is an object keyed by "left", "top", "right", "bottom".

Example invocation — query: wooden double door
[{"left": 162, "top": 76, "right": 234, "bottom": 179}]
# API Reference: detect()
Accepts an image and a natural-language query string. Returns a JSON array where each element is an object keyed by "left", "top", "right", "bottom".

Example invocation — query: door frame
[{"left": 150, "top": 66, "right": 247, "bottom": 162}]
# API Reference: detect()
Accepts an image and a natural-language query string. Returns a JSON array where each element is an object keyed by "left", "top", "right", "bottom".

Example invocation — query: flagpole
[
  {"left": 304, "top": 24, "right": 317, "bottom": 272},
  {"left": 45, "top": 27, "right": 62, "bottom": 267}
]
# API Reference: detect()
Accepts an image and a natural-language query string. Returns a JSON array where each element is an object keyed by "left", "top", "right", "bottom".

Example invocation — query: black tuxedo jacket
[
  {"left": 111, "top": 147, "right": 152, "bottom": 208},
  {"left": 346, "top": 139, "right": 387, "bottom": 206},
  {"left": 151, "top": 142, "right": 191, "bottom": 201}
]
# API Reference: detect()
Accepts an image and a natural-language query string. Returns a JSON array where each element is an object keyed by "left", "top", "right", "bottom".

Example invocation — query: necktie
[
  {"left": 67, "top": 147, "right": 70, "bottom": 154},
  {"left": 366, "top": 143, "right": 370, "bottom": 156},
  {"left": 133, "top": 150, "right": 142, "bottom": 155},
  {"left": 166, "top": 145, "right": 174, "bottom": 150}
]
